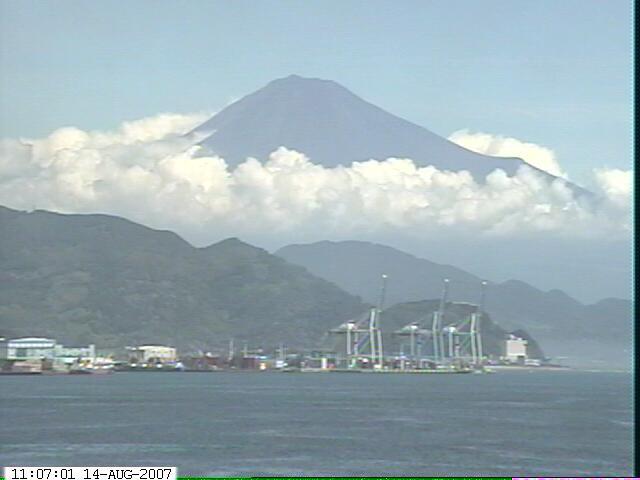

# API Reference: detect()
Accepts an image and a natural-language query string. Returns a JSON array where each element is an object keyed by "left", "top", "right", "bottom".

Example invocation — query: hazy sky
[{"left": 0, "top": 0, "right": 631, "bottom": 184}]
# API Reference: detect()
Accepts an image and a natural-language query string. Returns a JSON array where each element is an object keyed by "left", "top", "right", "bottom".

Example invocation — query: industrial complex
[{"left": 0, "top": 276, "right": 557, "bottom": 375}]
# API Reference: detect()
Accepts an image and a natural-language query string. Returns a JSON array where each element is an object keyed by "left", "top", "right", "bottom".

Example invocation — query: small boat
[
  {"left": 69, "top": 368, "right": 93, "bottom": 374},
  {"left": 69, "top": 366, "right": 114, "bottom": 374}
]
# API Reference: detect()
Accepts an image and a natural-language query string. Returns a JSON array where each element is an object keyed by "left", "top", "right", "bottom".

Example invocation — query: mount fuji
[{"left": 191, "top": 74, "right": 560, "bottom": 182}]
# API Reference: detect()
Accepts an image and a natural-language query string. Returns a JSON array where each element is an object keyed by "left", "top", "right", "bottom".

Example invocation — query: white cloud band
[
  {"left": 0, "top": 113, "right": 631, "bottom": 243},
  {"left": 448, "top": 129, "right": 567, "bottom": 178}
]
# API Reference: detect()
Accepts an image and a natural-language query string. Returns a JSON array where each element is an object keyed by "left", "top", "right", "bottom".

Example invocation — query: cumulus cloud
[
  {"left": 590, "top": 168, "right": 633, "bottom": 231},
  {"left": 593, "top": 168, "right": 632, "bottom": 200},
  {"left": 0, "top": 113, "right": 631, "bottom": 244},
  {"left": 448, "top": 129, "right": 567, "bottom": 178}
]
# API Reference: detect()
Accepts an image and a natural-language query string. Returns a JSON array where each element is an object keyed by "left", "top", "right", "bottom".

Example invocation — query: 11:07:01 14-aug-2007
[{"left": 5, "top": 468, "right": 176, "bottom": 480}]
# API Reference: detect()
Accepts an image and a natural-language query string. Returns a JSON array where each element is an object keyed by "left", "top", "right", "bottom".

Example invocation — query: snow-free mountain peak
[{"left": 192, "top": 75, "right": 535, "bottom": 178}]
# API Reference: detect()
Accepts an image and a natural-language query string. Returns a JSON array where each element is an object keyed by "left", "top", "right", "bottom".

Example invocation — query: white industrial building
[
  {"left": 127, "top": 345, "right": 177, "bottom": 364},
  {"left": 0, "top": 337, "right": 57, "bottom": 360},
  {"left": 504, "top": 334, "right": 528, "bottom": 364},
  {"left": 0, "top": 338, "right": 97, "bottom": 371},
  {"left": 53, "top": 344, "right": 96, "bottom": 368}
]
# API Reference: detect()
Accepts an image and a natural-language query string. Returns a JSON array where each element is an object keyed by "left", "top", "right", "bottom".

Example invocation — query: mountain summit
[{"left": 192, "top": 74, "right": 539, "bottom": 179}]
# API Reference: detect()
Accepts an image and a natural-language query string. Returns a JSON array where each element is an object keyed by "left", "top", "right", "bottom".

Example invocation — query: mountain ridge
[
  {"left": 0, "top": 206, "right": 537, "bottom": 360},
  {"left": 1, "top": 205, "right": 627, "bottom": 366},
  {"left": 191, "top": 74, "right": 544, "bottom": 179},
  {"left": 0, "top": 205, "right": 368, "bottom": 350},
  {"left": 275, "top": 240, "right": 631, "bottom": 367}
]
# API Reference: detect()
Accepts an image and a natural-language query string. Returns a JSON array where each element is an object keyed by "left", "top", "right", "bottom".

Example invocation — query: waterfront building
[
  {"left": 126, "top": 345, "right": 177, "bottom": 364},
  {"left": 0, "top": 337, "right": 57, "bottom": 361},
  {"left": 181, "top": 353, "right": 224, "bottom": 370},
  {"left": 53, "top": 344, "right": 96, "bottom": 370},
  {"left": 504, "top": 334, "right": 528, "bottom": 364}
]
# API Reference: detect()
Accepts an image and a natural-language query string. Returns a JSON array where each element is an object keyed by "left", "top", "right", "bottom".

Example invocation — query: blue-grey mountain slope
[
  {"left": 192, "top": 75, "right": 548, "bottom": 179},
  {"left": 0, "top": 206, "right": 534, "bottom": 359},
  {"left": 276, "top": 241, "right": 631, "bottom": 368}
]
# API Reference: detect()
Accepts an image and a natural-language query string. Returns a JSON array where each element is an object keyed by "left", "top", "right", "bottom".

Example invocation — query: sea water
[{"left": 0, "top": 370, "right": 632, "bottom": 476}]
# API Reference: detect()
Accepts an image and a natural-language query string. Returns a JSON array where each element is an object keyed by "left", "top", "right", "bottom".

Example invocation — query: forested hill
[{"left": 0, "top": 206, "right": 366, "bottom": 350}]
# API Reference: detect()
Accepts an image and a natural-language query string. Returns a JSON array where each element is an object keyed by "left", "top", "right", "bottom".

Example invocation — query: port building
[
  {"left": 54, "top": 344, "right": 96, "bottom": 368},
  {"left": 0, "top": 337, "right": 57, "bottom": 360},
  {"left": 126, "top": 345, "right": 177, "bottom": 364},
  {"left": 0, "top": 337, "right": 100, "bottom": 372},
  {"left": 504, "top": 334, "right": 528, "bottom": 364}
]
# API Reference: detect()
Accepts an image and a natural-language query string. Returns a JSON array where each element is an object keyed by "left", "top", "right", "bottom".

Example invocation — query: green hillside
[{"left": 0, "top": 206, "right": 366, "bottom": 351}]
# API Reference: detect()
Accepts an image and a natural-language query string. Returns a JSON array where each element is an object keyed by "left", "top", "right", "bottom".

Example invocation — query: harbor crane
[
  {"left": 329, "top": 273, "right": 388, "bottom": 369},
  {"left": 392, "top": 322, "right": 432, "bottom": 369},
  {"left": 431, "top": 278, "right": 487, "bottom": 366}
]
